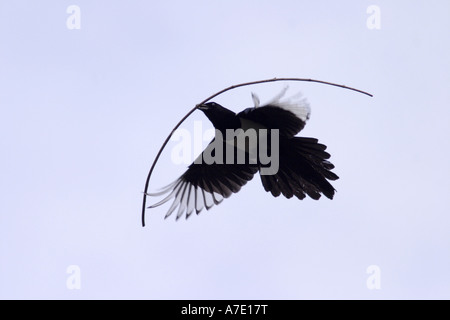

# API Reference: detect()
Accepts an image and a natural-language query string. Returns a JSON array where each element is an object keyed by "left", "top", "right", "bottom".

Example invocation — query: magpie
[{"left": 147, "top": 88, "right": 339, "bottom": 220}]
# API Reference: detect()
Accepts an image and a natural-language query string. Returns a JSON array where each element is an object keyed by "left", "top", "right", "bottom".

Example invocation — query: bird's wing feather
[
  {"left": 147, "top": 146, "right": 258, "bottom": 220},
  {"left": 238, "top": 90, "right": 311, "bottom": 137}
]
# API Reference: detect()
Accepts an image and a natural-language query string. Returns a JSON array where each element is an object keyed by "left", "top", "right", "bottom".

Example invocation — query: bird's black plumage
[{"left": 147, "top": 89, "right": 338, "bottom": 219}]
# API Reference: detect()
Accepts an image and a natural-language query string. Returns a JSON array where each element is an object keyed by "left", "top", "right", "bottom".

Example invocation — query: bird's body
[{"left": 148, "top": 89, "right": 338, "bottom": 219}]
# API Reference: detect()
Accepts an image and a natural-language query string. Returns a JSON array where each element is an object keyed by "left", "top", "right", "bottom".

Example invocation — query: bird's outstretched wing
[
  {"left": 241, "top": 88, "right": 338, "bottom": 201},
  {"left": 238, "top": 87, "right": 311, "bottom": 137},
  {"left": 147, "top": 141, "right": 258, "bottom": 220}
]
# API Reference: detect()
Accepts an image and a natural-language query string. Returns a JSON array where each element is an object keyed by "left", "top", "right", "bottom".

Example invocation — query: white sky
[{"left": 1, "top": 0, "right": 449, "bottom": 299}]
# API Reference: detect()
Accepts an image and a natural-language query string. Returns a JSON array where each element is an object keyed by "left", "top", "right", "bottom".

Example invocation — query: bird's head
[
  {"left": 196, "top": 102, "right": 238, "bottom": 132},
  {"left": 197, "top": 102, "right": 220, "bottom": 111}
]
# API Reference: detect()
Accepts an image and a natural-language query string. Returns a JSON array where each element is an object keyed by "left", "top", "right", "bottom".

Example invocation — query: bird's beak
[{"left": 197, "top": 104, "right": 209, "bottom": 110}]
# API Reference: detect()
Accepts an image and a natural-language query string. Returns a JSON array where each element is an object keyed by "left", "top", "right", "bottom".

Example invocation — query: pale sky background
[{"left": 1, "top": 1, "right": 449, "bottom": 299}]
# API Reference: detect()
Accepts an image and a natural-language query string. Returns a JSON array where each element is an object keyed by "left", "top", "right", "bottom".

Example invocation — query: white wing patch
[
  {"left": 251, "top": 92, "right": 260, "bottom": 108},
  {"left": 146, "top": 179, "right": 223, "bottom": 220},
  {"left": 252, "top": 85, "right": 311, "bottom": 122}
]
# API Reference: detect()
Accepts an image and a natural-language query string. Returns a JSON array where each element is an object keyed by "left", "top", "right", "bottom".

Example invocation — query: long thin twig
[{"left": 141, "top": 77, "right": 372, "bottom": 226}]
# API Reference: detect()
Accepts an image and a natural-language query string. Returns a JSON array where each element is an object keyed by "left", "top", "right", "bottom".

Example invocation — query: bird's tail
[{"left": 259, "top": 137, "right": 339, "bottom": 200}]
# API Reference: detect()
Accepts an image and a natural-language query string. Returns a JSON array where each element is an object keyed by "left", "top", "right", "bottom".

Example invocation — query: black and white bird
[{"left": 147, "top": 88, "right": 339, "bottom": 220}]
